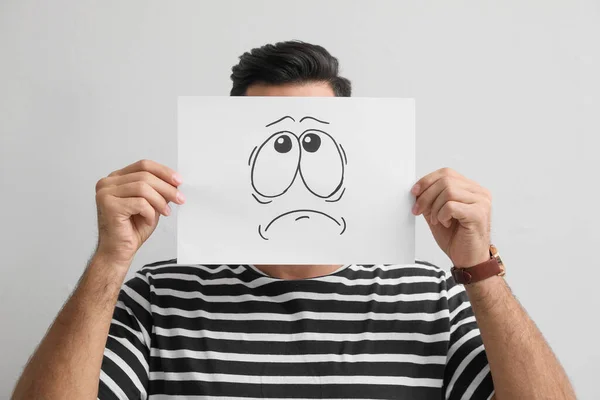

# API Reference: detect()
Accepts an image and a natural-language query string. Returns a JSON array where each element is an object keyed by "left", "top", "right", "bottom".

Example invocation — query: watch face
[
  {"left": 490, "top": 244, "right": 506, "bottom": 275},
  {"left": 490, "top": 244, "right": 498, "bottom": 256}
]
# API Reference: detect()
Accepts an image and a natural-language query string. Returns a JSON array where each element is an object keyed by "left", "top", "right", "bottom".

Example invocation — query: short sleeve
[
  {"left": 98, "top": 270, "right": 153, "bottom": 400},
  {"left": 442, "top": 271, "right": 495, "bottom": 400}
]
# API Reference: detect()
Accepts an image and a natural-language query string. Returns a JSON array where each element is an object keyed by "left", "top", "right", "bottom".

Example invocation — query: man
[{"left": 12, "top": 41, "right": 575, "bottom": 400}]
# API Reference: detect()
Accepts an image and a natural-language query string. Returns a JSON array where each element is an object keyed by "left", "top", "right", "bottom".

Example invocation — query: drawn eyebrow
[
  {"left": 266, "top": 116, "right": 295, "bottom": 127},
  {"left": 299, "top": 116, "right": 330, "bottom": 124}
]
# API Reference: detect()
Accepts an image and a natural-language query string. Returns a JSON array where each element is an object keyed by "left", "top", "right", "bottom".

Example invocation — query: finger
[
  {"left": 412, "top": 168, "right": 461, "bottom": 196},
  {"left": 107, "top": 181, "right": 171, "bottom": 216},
  {"left": 412, "top": 167, "right": 486, "bottom": 197},
  {"left": 430, "top": 187, "right": 479, "bottom": 226},
  {"left": 98, "top": 171, "right": 185, "bottom": 205},
  {"left": 413, "top": 177, "right": 472, "bottom": 216},
  {"left": 437, "top": 201, "right": 481, "bottom": 228},
  {"left": 121, "top": 197, "right": 157, "bottom": 224},
  {"left": 108, "top": 159, "right": 182, "bottom": 187}
]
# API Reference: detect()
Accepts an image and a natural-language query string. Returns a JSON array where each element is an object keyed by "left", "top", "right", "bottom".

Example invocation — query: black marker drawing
[
  {"left": 248, "top": 146, "right": 257, "bottom": 166},
  {"left": 251, "top": 193, "right": 272, "bottom": 205},
  {"left": 340, "top": 143, "right": 348, "bottom": 164},
  {"left": 265, "top": 115, "right": 295, "bottom": 127},
  {"left": 298, "top": 129, "right": 345, "bottom": 199},
  {"left": 299, "top": 116, "right": 330, "bottom": 124},
  {"left": 249, "top": 116, "right": 348, "bottom": 240},
  {"left": 257, "top": 209, "right": 347, "bottom": 241},
  {"left": 325, "top": 187, "right": 346, "bottom": 203},
  {"left": 250, "top": 130, "right": 300, "bottom": 199}
]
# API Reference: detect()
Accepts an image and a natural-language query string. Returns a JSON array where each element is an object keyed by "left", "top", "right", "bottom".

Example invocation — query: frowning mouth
[{"left": 258, "top": 209, "right": 347, "bottom": 241}]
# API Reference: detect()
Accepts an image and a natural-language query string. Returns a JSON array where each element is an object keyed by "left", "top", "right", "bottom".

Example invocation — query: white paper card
[{"left": 177, "top": 97, "right": 415, "bottom": 265}]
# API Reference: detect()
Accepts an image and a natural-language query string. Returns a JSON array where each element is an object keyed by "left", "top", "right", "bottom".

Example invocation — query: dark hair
[{"left": 230, "top": 40, "right": 351, "bottom": 97}]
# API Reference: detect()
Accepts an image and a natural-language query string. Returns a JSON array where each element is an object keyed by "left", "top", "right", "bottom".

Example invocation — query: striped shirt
[{"left": 99, "top": 260, "right": 495, "bottom": 400}]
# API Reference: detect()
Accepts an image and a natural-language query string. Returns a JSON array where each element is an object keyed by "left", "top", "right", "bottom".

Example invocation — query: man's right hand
[
  {"left": 11, "top": 159, "right": 184, "bottom": 400},
  {"left": 94, "top": 159, "right": 185, "bottom": 268}
]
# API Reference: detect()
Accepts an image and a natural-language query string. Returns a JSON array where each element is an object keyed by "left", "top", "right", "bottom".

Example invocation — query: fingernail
[
  {"left": 176, "top": 191, "right": 186, "bottom": 204},
  {"left": 412, "top": 203, "right": 419, "bottom": 215},
  {"left": 411, "top": 184, "right": 420, "bottom": 195},
  {"left": 164, "top": 204, "right": 171, "bottom": 216},
  {"left": 173, "top": 173, "right": 183, "bottom": 185}
]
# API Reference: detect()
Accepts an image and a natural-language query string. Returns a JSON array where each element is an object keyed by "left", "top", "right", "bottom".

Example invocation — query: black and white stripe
[{"left": 98, "top": 260, "right": 494, "bottom": 399}]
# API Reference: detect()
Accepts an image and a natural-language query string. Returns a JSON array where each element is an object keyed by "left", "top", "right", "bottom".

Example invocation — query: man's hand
[
  {"left": 411, "top": 167, "right": 491, "bottom": 268},
  {"left": 411, "top": 169, "right": 577, "bottom": 399},
  {"left": 94, "top": 159, "right": 185, "bottom": 267},
  {"left": 11, "top": 159, "right": 185, "bottom": 400}
]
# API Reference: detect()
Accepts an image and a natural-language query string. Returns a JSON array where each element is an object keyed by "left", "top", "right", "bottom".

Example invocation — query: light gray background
[{"left": 1, "top": 0, "right": 598, "bottom": 398}]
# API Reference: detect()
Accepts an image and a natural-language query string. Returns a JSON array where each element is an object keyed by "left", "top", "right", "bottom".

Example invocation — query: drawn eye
[
  {"left": 251, "top": 132, "right": 300, "bottom": 198},
  {"left": 274, "top": 135, "right": 293, "bottom": 153},
  {"left": 299, "top": 130, "right": 344, "bottom": 198},
  {"left": 302, "top": 133, "right": 321, "bottom": 153}
]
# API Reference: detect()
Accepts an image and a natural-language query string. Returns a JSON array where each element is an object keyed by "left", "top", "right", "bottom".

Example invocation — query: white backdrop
[{"left": 1, "top": 0, "right": 598, "bottom": 398}]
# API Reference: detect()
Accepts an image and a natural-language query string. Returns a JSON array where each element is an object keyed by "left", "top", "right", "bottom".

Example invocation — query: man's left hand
[{"left": 411, "top": 168, "right": 492, "bottom": 268}]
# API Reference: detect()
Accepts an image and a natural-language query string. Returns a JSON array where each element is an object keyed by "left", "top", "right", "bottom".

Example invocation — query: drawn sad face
[{"left": 248, "top": 116, "right": 348, "bottom": 240}]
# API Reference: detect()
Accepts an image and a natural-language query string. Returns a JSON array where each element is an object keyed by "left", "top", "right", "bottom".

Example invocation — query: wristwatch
[{"left": 451, "top": 244, "right": 506, "bottom": 285}]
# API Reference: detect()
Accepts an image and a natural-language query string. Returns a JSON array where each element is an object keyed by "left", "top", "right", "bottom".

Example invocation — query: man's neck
[{"left": 253, "top": 264, "right": 344, "bottom": 280}]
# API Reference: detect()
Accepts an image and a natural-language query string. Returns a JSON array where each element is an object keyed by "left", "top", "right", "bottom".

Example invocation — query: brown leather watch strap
[{"left": 451, "top": 258, "right": 503, "bottom": 285}]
